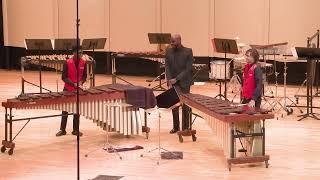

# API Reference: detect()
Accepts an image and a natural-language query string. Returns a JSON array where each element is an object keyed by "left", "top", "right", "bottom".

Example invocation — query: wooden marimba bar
[
  {"left": 1, "top": 84, "right": 155, "bottom": 155},
  {"left": 21, "top": 54, "right": 96, "bottom": 93},
  {"left": 179, "top": 93, "right": 274, "bottom": 171}
]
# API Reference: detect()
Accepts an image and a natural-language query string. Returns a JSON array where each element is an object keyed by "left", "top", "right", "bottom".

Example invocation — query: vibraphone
[
  {"left": 179, "top": 93, "right": 274, "bottom": 171},
  {"left": 111, "top": 51, "right": 165, "bottom": 85},
  {"left": 1, "top": 84, "right": 156, "bottom": 155},
  {"left": 21, "top": 54, "right": 96, "bottom": 93}
]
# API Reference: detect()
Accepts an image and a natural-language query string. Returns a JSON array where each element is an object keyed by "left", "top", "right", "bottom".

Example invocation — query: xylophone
[
  {"left": 1, "top": 84, "right": 156, "bottom": 155},
  {"left": 21, "top": 54, "right": 96, "bottom": 93},
  {"left": 179, "top": 93, "right": 274, "bottom": 171}
]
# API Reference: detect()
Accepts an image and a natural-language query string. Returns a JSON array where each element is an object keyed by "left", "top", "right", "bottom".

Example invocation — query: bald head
[{"left": 170, "top": 34, "right": 182, "bottom": 49}]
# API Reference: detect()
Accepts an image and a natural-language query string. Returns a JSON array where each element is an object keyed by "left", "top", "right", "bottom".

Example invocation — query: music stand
[
  {"left": 82, "top": 38, "right": 106, "bottom": 87},
  {"left": 212, "top": 38, "right": 239, "bottom": 100},
  {"left": 147, "top": 33, "right": 171, "bottom": 91},
  {"left": 53, "top": 39, "right": 78, "bottom": 91},
  {"left": 25, "top": 39, "right": 53, "bottom": 94},
  {"left": 140, "top": 86, "right": 181, "bottom": 164},
  {"left": 295, "top": 47, "right": 320, "bottom": 121},
  {"left": 54, "top": 38, "right": 77, "bottom": 51}
]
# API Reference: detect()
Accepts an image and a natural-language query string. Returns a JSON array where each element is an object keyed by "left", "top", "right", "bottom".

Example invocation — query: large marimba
[
  {"left": 21, "top": 54, "right": 96, "bottom": 93},
  {"left": 1, "top": 84, "right": 156, "bottom": 155},
  {"left": 179, "top": 93, "right": 274, "bottom": 171}
]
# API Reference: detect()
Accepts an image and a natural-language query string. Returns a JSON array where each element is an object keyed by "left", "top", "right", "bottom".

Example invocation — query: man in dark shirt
[
  {"left": 165, "top": 34, "right": 194, "bottom": 134},
  {"left": 56, "top": 46, "right": 87, "bottom": 137}
]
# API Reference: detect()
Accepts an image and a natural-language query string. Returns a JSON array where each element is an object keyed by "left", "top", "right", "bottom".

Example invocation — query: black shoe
[
  {"left": 72, "top": 131, "right": 83, "bottom": 136},
  {"left": 169, "top": 129, "right": 179, "bottom": 134},
  {"left": 56, "top": 130, "right": 67, "bottom": 137}
]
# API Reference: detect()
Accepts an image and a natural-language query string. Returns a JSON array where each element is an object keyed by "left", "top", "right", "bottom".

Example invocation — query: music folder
[{"left": 156, "top": 87, "right": 180, "bottom": 108}]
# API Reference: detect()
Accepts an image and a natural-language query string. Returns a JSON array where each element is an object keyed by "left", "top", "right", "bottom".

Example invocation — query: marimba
[
  {"left": 179, "top": 93, "right": 274, "bottom": 171},
  {"left": 1, "top": 84, "right": 156, "bottom": 155},
  {"left": 111, "top": 51, "right": 165, "bottom": 85},
  {"left": 21, "top": 54, "right": 96, "bottom": 93}
]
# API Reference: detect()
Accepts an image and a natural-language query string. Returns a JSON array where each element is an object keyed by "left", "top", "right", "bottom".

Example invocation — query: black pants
[
  {"left": 241, "top": 97, "right": 262, "bottom": 108},
  {"left": 60, "top": 111, "right": 80, "bottom": 132},
  {"left": 172, "top": 104, "right": 191, "bottom": 130}
]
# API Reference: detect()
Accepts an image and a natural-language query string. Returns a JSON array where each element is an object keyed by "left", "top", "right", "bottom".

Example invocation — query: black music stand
[
  {"left": 141, "top": 86, "right": 182, "bottom": 164},
  {"left": 147, "top": 33, "right": 171, "bottom": 91},
  {"left": 25, "top": 39, "right": 53, "bottom": 94},
  {"left": 53, "top": 39, "right": 78, "bottom": 91},
  {"left": 54, "top": 38, "right": 77, "bottom": 51},
  {"left": 212, "top": 38, "right": 239, "bottom": 100},
  {"left": 295, "top": 47, "right": 320, "bottom": 121},
  {"left": 82, "top": 38, "right": 107, "bottom": 87}
]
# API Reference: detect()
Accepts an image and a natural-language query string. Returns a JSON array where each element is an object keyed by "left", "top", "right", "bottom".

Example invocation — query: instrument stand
[
  {"left": 147, "top": 33, "right": 171, "bottom": 91},
  {"left": 85, "top": 102, "right": 124, "bottom": 159},
  {"left": 212, "top": 38, "right": 239, "bottom": 100},
  {"left": 177, "top": 110, "right": 199, "bottom": 143},
  {"left": 111, "top": 54, "right": 134, "bottom": 85},
  {"left": 272, "top": 60, "right": 302, "bottom": 116},
  {"left": 148, "top": 65, "right": 167, "bottom": 91},
  {"left": 214, "top": 80, "right": 227, "bottom": 100},
  {"left": 260, "top": 49, "right": 276, "bottom": 110},
  {"left": 294, "top": 47, "right": 320, "bottom": 121},
  {"left": 140, "top": 107, "right": 179, "bottom": 165},
  {"left": 24, "top": 39, "right": 53, "bottom": 94},
  {"left": 227, "top": 71, "right": 242, "bottom": 102}
]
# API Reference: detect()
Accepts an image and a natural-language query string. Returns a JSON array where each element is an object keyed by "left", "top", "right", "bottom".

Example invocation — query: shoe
[
  {"left": 169, "top": 129, "right": 179, "bottom": 134},
  {"left": 56, "top": 130, "right": 67, "bottom": 137},
  {"left": 72, "top": 131, "right": 83, "bottom": 136}
]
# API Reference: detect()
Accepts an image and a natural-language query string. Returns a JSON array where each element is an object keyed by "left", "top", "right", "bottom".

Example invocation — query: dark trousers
[
  {"left": 60, "top": 111, "right": 80, "bottom": 132},
  {"left": 241, "top": 97, "right": 262, "bottom": 108},
  {"left": 172, "top": 104, "right": 191, "bottom": 130}
]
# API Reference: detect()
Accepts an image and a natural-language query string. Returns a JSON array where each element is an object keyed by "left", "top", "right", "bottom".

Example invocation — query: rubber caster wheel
[
  {"left": 265, "top": 160, "right": 269, "bottom": 168},
  {"left": 85, "top": 154, "right": 88, "bottom": 157},
  {"left": 8, "top": 148, "right": 13, "bottom": 155},
  {"left": 1, "top": 146, "right": 6, "bottom": 153},
  {"left": 119, "top": 157, "right": 122, "bottom": 160},
  {"left": 192, "top": 134, "right": 197, "bottom": 142},
  {"left": 178, "top": 135, "right": 183, "bottom": 143},
  {"left": 140, "top": 154, "right": 143, "bottom": 157},
  {"left": 287, "top": 108, "right": 293, "bottom": 115}
]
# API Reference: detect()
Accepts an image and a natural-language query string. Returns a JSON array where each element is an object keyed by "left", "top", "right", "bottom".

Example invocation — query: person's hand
[
  {"left": 73, "top": 82, "right": 78, "bottom": 87},
  {"left": 248, "top": 100, "right": 255, "bottom": 108}
]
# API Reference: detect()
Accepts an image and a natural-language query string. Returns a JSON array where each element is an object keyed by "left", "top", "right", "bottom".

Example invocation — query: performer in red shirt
[
  {"left": 241, "top": 48, "right": 263, "bottom": 108},
  {"left": 56, "top": 46, "right": 87, "bottom": 137}
]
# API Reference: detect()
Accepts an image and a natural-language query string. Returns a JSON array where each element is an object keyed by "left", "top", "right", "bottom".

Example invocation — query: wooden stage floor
[{"left": 0, "top": 70, "right": 320, "bottom": 180}]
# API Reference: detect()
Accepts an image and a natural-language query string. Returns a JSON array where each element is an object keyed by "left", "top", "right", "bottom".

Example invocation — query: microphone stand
[{"left": 75, "top": 0, "right": 80, "bottom": 179}]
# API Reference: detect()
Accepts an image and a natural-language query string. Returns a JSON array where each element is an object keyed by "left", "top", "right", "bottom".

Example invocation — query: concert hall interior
[{"left": 1, "top": 0, "right": 320, "bottom": 180}]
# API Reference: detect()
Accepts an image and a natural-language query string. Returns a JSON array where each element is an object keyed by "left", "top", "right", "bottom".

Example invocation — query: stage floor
[{"left": 0, "top": 70, "right": 319, "bottom": 180}]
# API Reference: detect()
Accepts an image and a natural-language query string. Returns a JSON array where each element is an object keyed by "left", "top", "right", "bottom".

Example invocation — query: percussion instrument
[
  {"left": 111, "top": 51, "right": 166, "bottom": 85},
  {"left": 1, "top": 84, "right": 156, "bottom": 155},
  {"left": 179, "top": 93, "right": 274, "bottom": 171},
  {"left": 209, "top": 60, "right": 231, "bottom": 80},
  {"left": 21, "top": 54, "right": 96, "bottom": 93},
  {"left": 115, "top": 51, "right": 165, "bottom": 64},
  {"left": 22, "top": 54, "right": 94, "bottom": 72}
]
